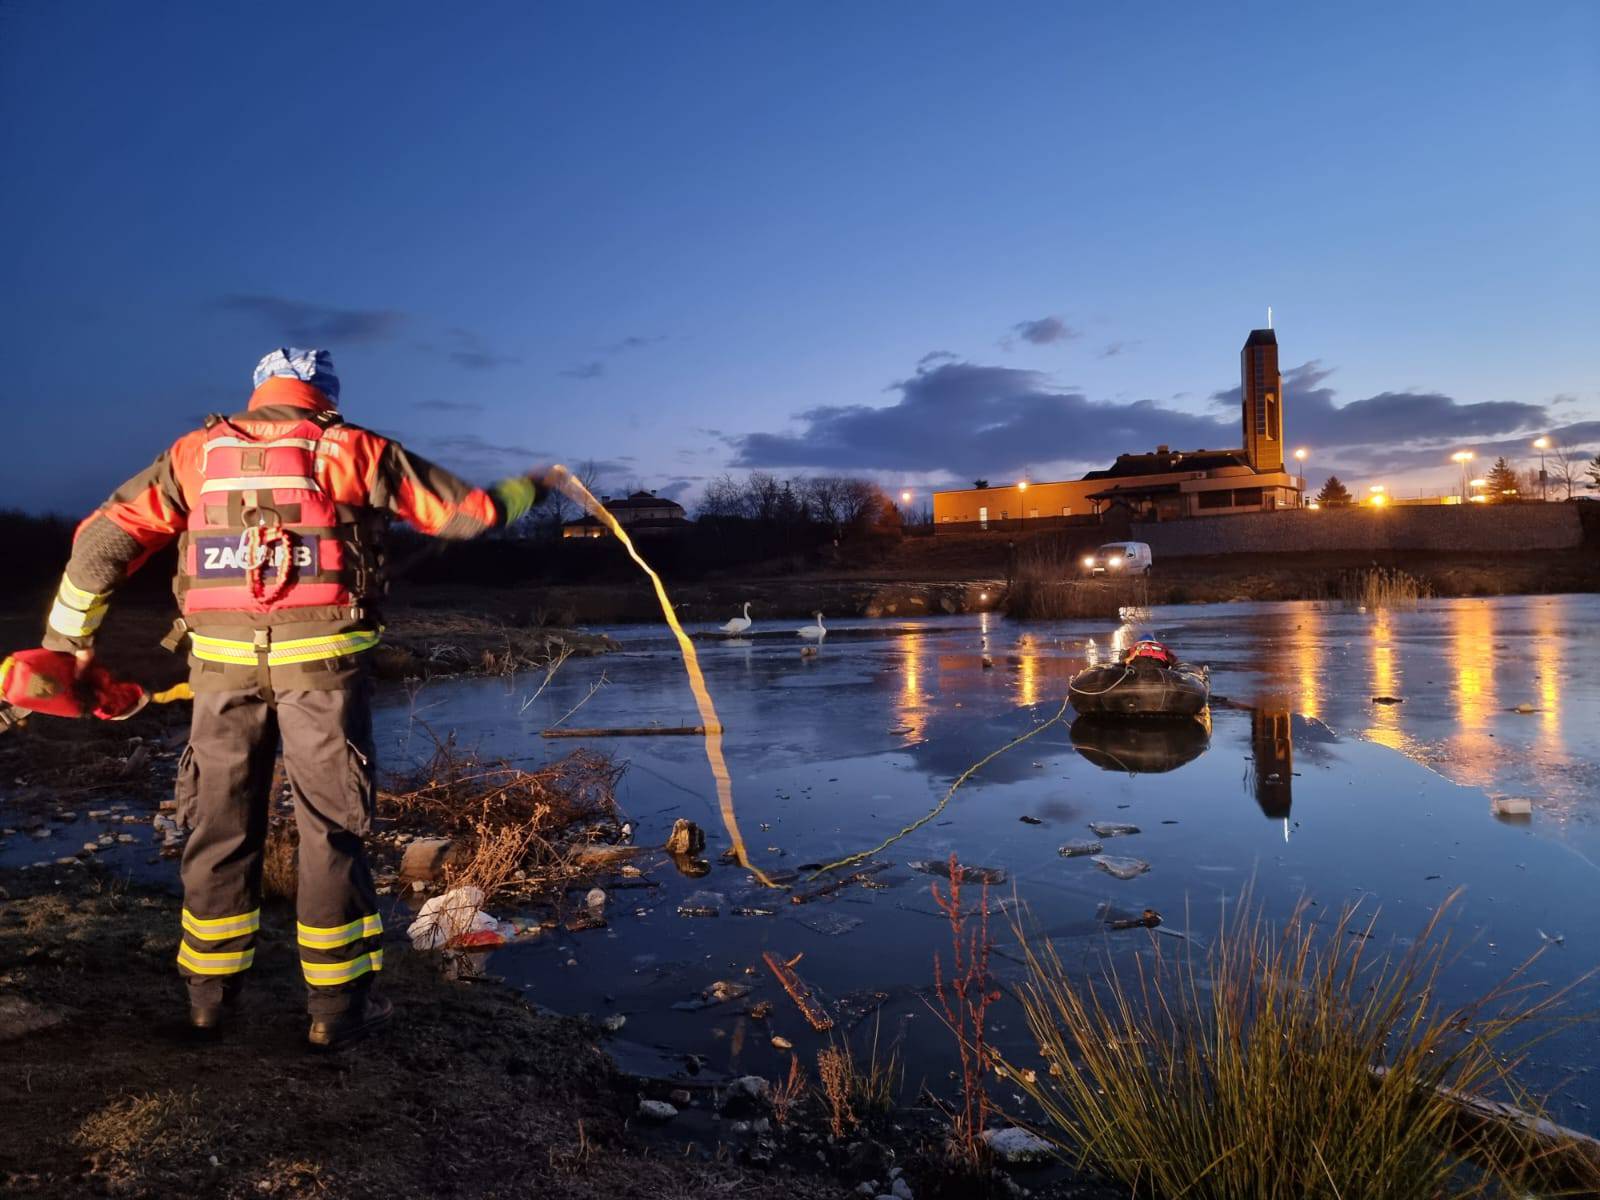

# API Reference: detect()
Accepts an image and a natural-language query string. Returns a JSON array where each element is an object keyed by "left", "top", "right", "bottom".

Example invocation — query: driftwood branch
[{"left": 762, "top": 950, "right": 834, "bottom": 1031}]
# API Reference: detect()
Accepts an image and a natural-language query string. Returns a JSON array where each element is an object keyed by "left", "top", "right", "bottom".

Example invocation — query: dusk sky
[{"left": 3, "top": 1, "right": 1596, "bottom": 515}]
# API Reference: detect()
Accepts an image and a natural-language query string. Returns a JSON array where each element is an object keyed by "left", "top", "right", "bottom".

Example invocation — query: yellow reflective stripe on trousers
[
  {"left": 189, "top": 630, "right": 380, "bottom": 667},
  {"left": 296, "top": 913, "right": 382, "bottom": 949},
  {"left": 301, "top": 949, "right": 384, "bottom": 986},
  {"left": 177, "top": 943, "right": 256, "bottom": 975},
  {"left": 182, "top": 907, "right": 261, "bottom": 941}
]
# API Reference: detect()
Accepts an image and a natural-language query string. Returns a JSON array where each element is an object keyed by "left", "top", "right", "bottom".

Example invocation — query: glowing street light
[
  {"left": 1451, "top": 450, "right": 1475, "bottom": 502},
  {"left": 1369, "top": 492, "right": 1389, "bottom": 508},
  {"left": 1533, "top": 436, "right": 1551, "bottom": 501},
  {"left": 1017, "top": 479, "right": 1029, "bottom": 491},
  {"left": 1293, "top": 447, "right": 1308, "bottom": 502},
  {"left": 900, "top": 489, "right": 912, "bottom": 505}
]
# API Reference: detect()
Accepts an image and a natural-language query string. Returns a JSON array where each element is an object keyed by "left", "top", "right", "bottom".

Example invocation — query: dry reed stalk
[
  {"left": 816, "top": 1045, "right": 857, "bottom": 1139},
  {"left": 930, "top": 852, "right": 999, "bottom": 1171},
  {"left": 1337, "top": 566, "right": 1432, "bottom": 610},
  {"left": 770, "top": 1055, "right": 807, "bottom": 1127}
]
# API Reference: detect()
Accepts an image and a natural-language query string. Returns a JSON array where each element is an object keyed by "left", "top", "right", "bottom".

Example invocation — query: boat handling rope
[
  {"left": 801, "top": 695, "right": 1072, "bottom": 882},
  {"left": 543, "top": 465, "right": 777, "bottom": 888}
]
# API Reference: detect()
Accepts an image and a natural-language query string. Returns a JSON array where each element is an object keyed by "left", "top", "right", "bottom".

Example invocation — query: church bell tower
[{"left": 1241, "top": 328, "right": 1283, "bottom": 473}]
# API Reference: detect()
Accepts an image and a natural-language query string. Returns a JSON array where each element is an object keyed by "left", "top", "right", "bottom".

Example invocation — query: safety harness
[{"left": 174, "top": 413, "right": 380, "bottom": 671}]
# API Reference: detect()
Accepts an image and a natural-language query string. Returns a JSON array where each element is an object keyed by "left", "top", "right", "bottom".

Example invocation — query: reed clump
[
  {"left": 1005, "top": 539, "right": 1148, "bottom": 619},
  {"left": 814, "top": 1020, "right": 904, "bottom": 1139},
  {"left": 1004, "top": 892, "right": 1595, "bottom": 1199},
  {"left": 1337, "top": 566, "right": 1432, "bottom": 611}
]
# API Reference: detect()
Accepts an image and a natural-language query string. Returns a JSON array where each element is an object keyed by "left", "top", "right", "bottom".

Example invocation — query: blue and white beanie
[{"left": 252, "top": 347, "right": 341, "bottom": 403}]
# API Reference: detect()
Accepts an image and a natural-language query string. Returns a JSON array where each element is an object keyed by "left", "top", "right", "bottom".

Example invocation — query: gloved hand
[{"left": 489, "top": 476, "right": 539, "bottom": 525}]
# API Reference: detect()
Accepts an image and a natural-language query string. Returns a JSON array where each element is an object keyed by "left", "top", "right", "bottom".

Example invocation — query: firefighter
[{"left": 40, "top": 348, "right": 548, "bottom": 1047}]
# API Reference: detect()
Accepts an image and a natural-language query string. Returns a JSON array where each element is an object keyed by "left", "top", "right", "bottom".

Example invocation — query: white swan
[
  {"left": 721, "top": 602, "right": 752, "bottom": 635},
  {"left": 797, "top": 612, "right": 827, "bottom": 640}
]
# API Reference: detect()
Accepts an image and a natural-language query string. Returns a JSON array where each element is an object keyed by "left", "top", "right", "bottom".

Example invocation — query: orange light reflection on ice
[
  {"left": 1450, "top": 602, "right": 1497, "bottom": 787},
  {"left": 1366, "top": 607, "right": 1407, "bottom": 751}
]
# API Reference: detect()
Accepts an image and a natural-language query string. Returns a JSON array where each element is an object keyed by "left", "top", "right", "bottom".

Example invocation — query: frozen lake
[{"left": 376, "top": 593, "right": 1600, "bottom": 1129}]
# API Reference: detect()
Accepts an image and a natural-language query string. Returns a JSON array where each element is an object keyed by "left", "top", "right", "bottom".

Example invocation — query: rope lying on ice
[{"left": 801, "top": 695, "right": 1073, "bottom": 882}]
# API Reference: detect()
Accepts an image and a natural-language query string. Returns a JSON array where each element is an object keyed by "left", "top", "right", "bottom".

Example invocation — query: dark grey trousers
[{"left": 175, "top": 680, "right": 381, "bottom": 1016}]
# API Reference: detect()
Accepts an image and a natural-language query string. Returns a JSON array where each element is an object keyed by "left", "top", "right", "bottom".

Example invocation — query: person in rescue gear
[{"left": 40, "top": 347, "right": 549, "bottom": 1047}]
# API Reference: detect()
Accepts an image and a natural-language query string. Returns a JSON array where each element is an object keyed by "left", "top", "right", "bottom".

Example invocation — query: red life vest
[{"left": 175, "top": 414, "right": 372, "bottom": 620}]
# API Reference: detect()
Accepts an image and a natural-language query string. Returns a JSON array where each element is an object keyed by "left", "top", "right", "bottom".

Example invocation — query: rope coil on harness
[{"left": 244, "top": 523, "right": 295, "bottom": 605}]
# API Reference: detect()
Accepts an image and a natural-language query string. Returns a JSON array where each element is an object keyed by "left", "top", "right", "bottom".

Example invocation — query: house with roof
[
  {"left": 931, "top": 327, "right": 1303, "bottom": 530},
  {"left": 562, "top": 490, "right": 692, "bottom": 538}
]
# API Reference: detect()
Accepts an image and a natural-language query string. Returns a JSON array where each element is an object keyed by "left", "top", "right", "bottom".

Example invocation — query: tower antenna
[{"left": 1267, "top": 305, "right": 1273, "bottom": 330}]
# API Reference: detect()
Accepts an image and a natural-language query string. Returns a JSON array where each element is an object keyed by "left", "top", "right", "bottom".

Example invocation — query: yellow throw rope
[
  {"left": 801, "top": 695, "right": 1072, "bottom": 882},
  {"left": 545, "top": 466, "right": 776, "bottom": 888}
]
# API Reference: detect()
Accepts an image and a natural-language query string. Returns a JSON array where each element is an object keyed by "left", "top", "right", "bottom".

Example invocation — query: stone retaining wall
[{"left": 1133, "top": 504, "right": 1584, "bottom": 557}]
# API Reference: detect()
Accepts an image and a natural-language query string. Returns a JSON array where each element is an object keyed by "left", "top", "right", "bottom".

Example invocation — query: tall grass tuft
[
  {"left": 814, "top": 1020, "right": 904, "bottom": 1138},
  {"left": 1006, "top": 538, "right": 1149, "bottom": 619},
  {"left": 1337, "top": 566, "right": 1432, "bottom": 611},
  {"left": 1004, "top": 892, "right": 1597, "bottom": 1199}
]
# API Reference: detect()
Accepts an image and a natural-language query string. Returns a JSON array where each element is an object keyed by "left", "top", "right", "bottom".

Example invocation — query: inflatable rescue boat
[{"left": 1068, "top": 638, "right": 1209, "bottom": 718}]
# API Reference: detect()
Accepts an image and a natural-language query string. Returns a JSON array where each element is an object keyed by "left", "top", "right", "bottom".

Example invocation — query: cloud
[
  {"left": 559, "top": 361, "right": 605, "bottom": 380},
  {"left": 599, "top": 334, "right": 666, "bottom": 356},
  {"left": 733, "top": 359, "right": 1234, "bottom": 478},
  {"left": 917, "top": 350, "right": 958, "bottom": 368},
  {"left": 729, "top": 353, "right": 1586, "bottom": 482},
  {"left": 443, "top": 327, "right": 520, "bottom": 371},
  {"left": 219, "top": 295, "right": 404, "bottom": 344},
  {"left": 1008, "top": 315, "right": 1079, "bottom": 347},
  {"left": 412, "top": 399, "right": 485, "bottom": 413},
  {"left": 1099, "top": 341, "right": 1138, "bottom": 358}
]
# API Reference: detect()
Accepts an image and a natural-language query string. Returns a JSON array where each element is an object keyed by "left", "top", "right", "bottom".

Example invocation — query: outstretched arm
[
  {"left": 43, "top": 449, "right": 189, "bottom": 653},
  {"left": 373, "top": 442, "right": 546, "bottom": 538}
]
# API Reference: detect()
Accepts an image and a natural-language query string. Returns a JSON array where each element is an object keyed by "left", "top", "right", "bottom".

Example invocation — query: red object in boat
[
  {"left": 1125, "top": 639, "right": 1177, "bottom": 668},
  {"left": 457, "top": 929, "right": 506, "bottom": 949}
]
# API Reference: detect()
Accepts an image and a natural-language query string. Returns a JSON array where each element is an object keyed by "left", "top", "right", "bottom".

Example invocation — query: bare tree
[
  {"left": 697, "top": 473, "right": 748, "bottom": 519},
  {"left": 525, "top": 459, "right": 602, "bottom": 537},
  {"left": 1547, "top": 444, "right": 1584, "bottom": 500}
]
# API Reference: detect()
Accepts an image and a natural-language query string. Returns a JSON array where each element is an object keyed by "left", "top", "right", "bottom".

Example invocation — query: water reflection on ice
[{"left": 367, "top": 594, "right": 1600, "bottom": 1128}]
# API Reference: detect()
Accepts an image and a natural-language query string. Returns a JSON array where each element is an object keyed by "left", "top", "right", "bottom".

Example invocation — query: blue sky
[{"left": 3, "top": 0, "right": 1596, "bottom": 513}]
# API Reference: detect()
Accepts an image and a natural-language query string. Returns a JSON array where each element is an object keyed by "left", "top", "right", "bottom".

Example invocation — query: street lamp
[
  {"left": 1533, "top": 436, "right": 1551, "bottom": 501},
  {"left": 900, "top": 489, "right": 912, "bottom": 505},
  {"left": 1293, "top": 447, "right": 1308, "bottom": 504},
  {"left": 1451, "top": 450, "right": 1475, "bottom": 502}
]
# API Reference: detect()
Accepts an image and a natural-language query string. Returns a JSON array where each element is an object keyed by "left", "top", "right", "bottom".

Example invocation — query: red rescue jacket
[{"left": 44, "top": 378, "right": 508, "bottom": 686}]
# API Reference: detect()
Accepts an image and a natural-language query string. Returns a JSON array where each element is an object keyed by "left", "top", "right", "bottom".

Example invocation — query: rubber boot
[
  {"left": 307, "top": 993, "right": 393, "bottom": 1049},
  {"left": 189, "top": 980, "right": 241, "bottom": 1032}
]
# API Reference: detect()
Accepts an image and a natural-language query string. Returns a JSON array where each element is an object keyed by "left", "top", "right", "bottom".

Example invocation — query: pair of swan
[{"left": 721, "top": 603, "right": 827, "bottom": 641}]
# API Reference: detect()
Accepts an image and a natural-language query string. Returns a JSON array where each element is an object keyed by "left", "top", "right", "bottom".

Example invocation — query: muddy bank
[
  {"left": 0, "top": 864, "right": 1120, "bottom": 1200},
  {"left": 0, "top": 865, "right": 854, "bottom": 1199}
]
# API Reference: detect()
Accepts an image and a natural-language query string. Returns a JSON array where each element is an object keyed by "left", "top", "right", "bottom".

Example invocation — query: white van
[{"left": 1081, "top": 541, "right": 1153, "bottom": 576}]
